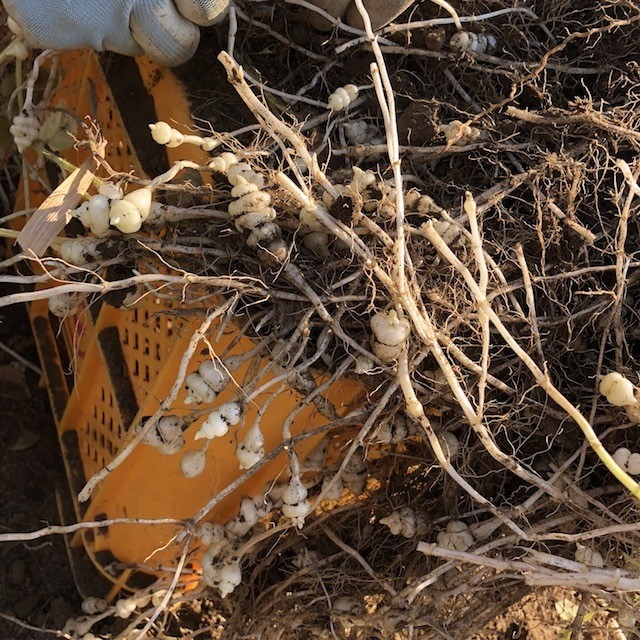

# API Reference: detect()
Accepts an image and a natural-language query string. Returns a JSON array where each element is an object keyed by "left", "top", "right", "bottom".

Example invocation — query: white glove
[
  {"left": 306, "top": 0, "right": 414, "bottom": 30},
  {"left": 2, "top": 0, "right": 228, "bottom": 67}
]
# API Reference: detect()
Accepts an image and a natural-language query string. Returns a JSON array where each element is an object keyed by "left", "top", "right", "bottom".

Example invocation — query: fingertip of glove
[
  {"left": 174, "top": 0, "right": 230, "bottom": 26},
  {"left": 131, "top": 1, "right": 201, "bottom": 67}
]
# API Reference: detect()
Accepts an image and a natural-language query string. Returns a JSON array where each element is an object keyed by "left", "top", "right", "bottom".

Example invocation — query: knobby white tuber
[
  {"left": 599, "top": 372, "right": 638, "bottom": 407},
  {"left": 109, "top": 187, "right": 153, "bottom": 234},
  {"left": 437, "top": 520, "right": 475, "bottom": 551},
  {"left": 48, "top": 291, "right": 86, "bottom": 318},
  {"left": 450, "top": 31, "right": 496, "bottom": 54},
  {"left": 328, "top": 84, "right": 359, "bottom": 112},
  {"left": 379, "top": 507, "right": 427, "bottom": 538},
  {"left": 612, "top": 447, "right": 640, "bottom": 475},
  {"left": 437, "top": 120, "right": 481, "bottom": 146},
  {"left": 209, "top": 152, "right": 287, "bottom": 262},
  {"left": 282, "top": 454, "right": 310, "bottom": 528},
  {"left": 236, "top": 422, "right": 265, "bottom": 468},
  {"left": 202, "top": 558, "right": 242, "bottom": 598},
  {"left": 142, "top": 415, "right": 185, "bottom": 455},
  {"left": 10, "top": 111, "right": 40, "bottom": 153},
  {"left": 195, "top": 401, "right": 243, "bottom": 440},
  {"left": 114, "top": 597, "right": 137, "bottom": 619},
  {"left": 184, "top": 360, "right": 230, "bottom": 405},
  {"left": 58, "top": 238, "right": 102, "bottom": 265},
  {"left": 226, "top": 496, "right": 261, "bottom": 537},
  {"left": 370, "top": 309, "right": 411, "bottom": 362}
]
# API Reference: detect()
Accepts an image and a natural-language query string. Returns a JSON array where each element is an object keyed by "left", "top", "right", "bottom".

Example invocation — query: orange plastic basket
[{"left": 17, "top": 49, "right": 362, "bottom": 595}]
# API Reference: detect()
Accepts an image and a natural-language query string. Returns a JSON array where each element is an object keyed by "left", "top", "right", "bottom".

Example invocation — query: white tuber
[
  {"left": 575, "top": 543, "right": 604, "bottom": 568},
  {"left": 142, "top": 416, "right": 185, "bottom": 455},
  {"left": 370, "top": 309, "right": 411, "bottom": 362},
  {"left": 328, "top": 84, "right": 359, "bottom": 112},
  {"left": 612, "top": 447, "right": 640, "bottom": 475},
  {"left": 599, "top": 372, "right": 637, "bottom": 407},
  {"left": 202, "top": 559, "right": 242, "bottom": 598},
  {"left": 437, "top": 520, "right": 475, "bottom": 551},
  {"left": 380, "top": 507, "right": 426, "bottom": 538},
  {"left": 226, "top": 496, "right": 260, "bottom": 537},
  {"left": 321, "top": 474, "right": 344, "bottom": 501},
  {"left": 236, "top": 423, "right": 265, "bottom": 469},
  {"left": 195, "top": 401, "right": 242, "bottom": 440},
  {"left": 114, "top": 597, "right": 137, "bottom": 619},
  {"left": 109, "top": 187, "right": 153, "bottom": 234},
  {"left": 343, "top": 449, "right": 367, "bottom": 496},
  {"left": 10, "top": 111, "right": 40, "bottom": 153},
  {"left": 180, "top": 449, "right": 206, "bottom": 478},
  {"left": 450, "top": 31, "right": 496, "bottom": 54},
  {"left": 184, "top": 360, "right": 229, "bottom": 405},
  {"left": 48, "top": 292, "right": 85, "bottom": 318},
  {"left": 372, "top": 415, "right": 409, "bottom": 444},
  {"left": 437, "top": 120, "right": 481, "bottom": 145},
  {"left": 149, "top": 121, "right": 218, "bottom": 151},
  {"left": 81, "top": 597, "right": 107, "bottom": 615},
  {"left": 282, "top": 454, "right": 310, "bottom": 528},
  {"left": 200, "top": 526, "right": 231, "bottom": 559},
  {"left": 59, "top": 238, "right": 102, "bottom": 266},
  {"left": 74, "top": 194, "right": 111, "bottom": 236}
]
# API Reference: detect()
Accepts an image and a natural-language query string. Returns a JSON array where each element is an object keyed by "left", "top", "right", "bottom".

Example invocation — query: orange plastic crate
[{"left": 18, "top": 49, "right": 362, "bottom": 594}]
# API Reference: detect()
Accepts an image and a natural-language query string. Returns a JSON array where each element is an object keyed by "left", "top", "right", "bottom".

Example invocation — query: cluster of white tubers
[
  {"left": 437, "top": 120, "right": 481, "bottom": 146},
  {"left": 236, "top": 422, "right": 265, "bottom": 469},
  {"left": 574, "top": 543, "right": 604, "bottom": 568},
  {"left": 379, "top": 507, "right": 427, "bottom": 538},
  {"left": 142, "top": 415, "right": 186, "bottom": 455},
  {"left": 195, "top": 401, "right": 243, "bottom": 440},
  {"left": 180, "top": 448, "right": 206, "bottom": 478},
  {"left": 450, "top": 31, "right": 496, "bottom": 54},
  {"left": 71, "top": 184, "right": 153, "bottom": 235},
  {"left": 184, "top": 360, "right": 230, "bottom": 405},
  {"left": 612, "top": 447, "right": 640, "bottom": 475},
  {"left": 436, "top": 520, "right": 475, "bottom": 551},
  {"left": 370, "top": 309, "right": 411, "bottom": 362},
  {"left": 328, "top": 84, "right": 359, "bottom": 112},
  {"left": 282, "top": 454, "right": 311, "bottom": 529},
  {"left": 149, "top": 121, "right": 218, "bottom": 151},
  {"left": 208, "top": 152, "right": 287, "bottom": 261}
]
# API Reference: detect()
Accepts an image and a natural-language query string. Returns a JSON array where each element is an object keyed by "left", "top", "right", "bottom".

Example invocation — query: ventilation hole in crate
[
  {"left": 123, "top": 327, "right": 129, "bottom": 346},
  {"left": 155, "top": 343, "right": 161, "bottom": 361},
  {"left": 134, "top": 360, "right": 139, "bottom": 377},
  {"left": 133, "top": 309, "right": 138, "bottom": 323},
  {"left": 144, "top": 364, "right": 150, "bottom": 383},
  {"left": 143, "top": 337, "right": 149, "bottom": 356},
  {"left": 99, "top": 433, "right": 105, "bottom": 447},
  {"left": 134, "top": 333, "right": 139, "bottom": 351}
]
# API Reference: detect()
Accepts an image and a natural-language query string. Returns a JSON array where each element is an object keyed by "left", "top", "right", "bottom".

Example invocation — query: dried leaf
[{"left": 17, "top": 155, "right": 98, "bottom": 257}]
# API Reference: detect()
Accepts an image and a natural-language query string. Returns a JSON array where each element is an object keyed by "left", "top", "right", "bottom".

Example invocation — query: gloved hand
[
  {"left": 2, "top": 0, "right": 228, "bottom": 67},
  {"left": 306, "top": 0, "right": 415, "bottom": 31}
]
